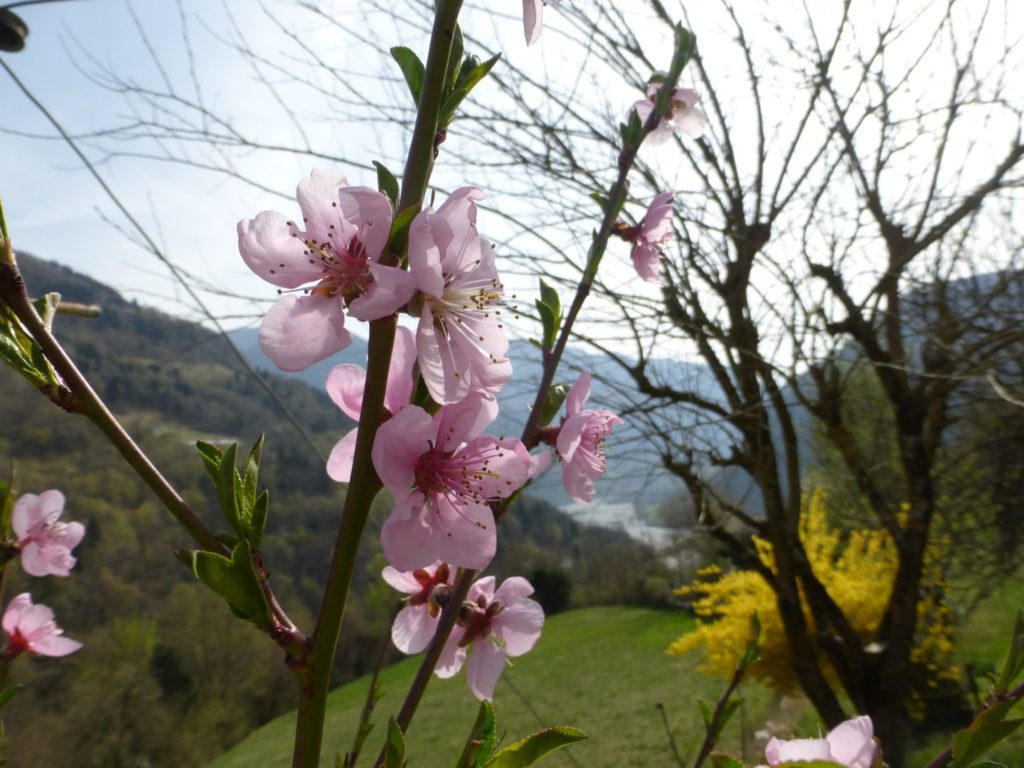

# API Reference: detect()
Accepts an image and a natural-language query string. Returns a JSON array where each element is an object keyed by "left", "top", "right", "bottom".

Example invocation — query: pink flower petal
[
  {"left": 28, "top": 634, "right": 82, "bottom": 657},
  {"left": 434, "top": 498, "right": 496, "bottom": 570},
  {"left": 325, "top": 365, "right": 366, "bottom": 421},
  {"left": 827, "top": 716, "right": 876, "bottom": 768},
  {"left": 258, "top": 292, "right": 352, "bottom": 371},
  {"left": 380, "top": 500, "right": 440, "bottom": 572},
  {"left": 384, "top": 326, "right": 417, "bottom": 414},
  {"left": 467, "top": 641, "right": 507, "bottom": 700},
  {"left": 435, "top": 394, "right": 500, "bottom": 451},
  {"left": 295, "top": 168, "right": 351, "bottom": 245},
  {"left": 2, "top": 594, "right": 31, "bottom": 636},
  {"left": 522, "top": 0, "right": 543, "bottom": 45},
  {"left": 335, "top": 185, "right": 392, "bottom": 259},
  {"left": 238, "top": 211, "right": 322, "bottom": 289},
  {"left": 372, "top": 406, "right": 435, "bottom": 495},
  {"left": 391, "top": 604, "right": 438, "bottom": 655},
  {"left": 435, "top": 631, "right": 467, "bottom": 678},
  {"left": 348, "top": 263, "right": 416, "bottom": 321},
  {"left": 326, "top": 429, "right": 358, "bottom": 483},
  {"left": 494, "top": 602, "right": 544, "bottom": 657},
  {"left": 769, "top": 737, "right": 832, "bottom": 764},
  {"left": 381, "top": 565, "right": 424, "bottom": 594}
]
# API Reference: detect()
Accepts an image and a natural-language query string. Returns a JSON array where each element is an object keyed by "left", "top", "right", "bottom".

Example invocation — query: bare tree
[{"left": 50, "top": 0, "right": 1024, "bottom": 763}]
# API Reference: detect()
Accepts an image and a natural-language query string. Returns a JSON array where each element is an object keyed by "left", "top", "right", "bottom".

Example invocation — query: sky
[{"left": 1, "top": 0, "right": 1021, "bottom": 353}]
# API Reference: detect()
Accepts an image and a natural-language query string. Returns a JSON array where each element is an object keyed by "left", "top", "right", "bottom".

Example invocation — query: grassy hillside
[{"left": 211, "top": 607, "right": 777, "bottom": 768}]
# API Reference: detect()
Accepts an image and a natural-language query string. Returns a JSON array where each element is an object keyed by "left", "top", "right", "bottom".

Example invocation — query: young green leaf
[
  {"left": 995, "top": 608, "right": 1024, "bottom": 695},
  {"left": 485, "top": 727, "right": 586, "bottom": 768},
  {"left": 373, "top": 161, "right": 400, "bottom": 207},
  {"left": 215, "top": 443, "right": 245, "bottom": 538},
  {"left": 242, "top": 433, "right": 264, "bottom": 514},
  {"left": 536, "top": 383, "right": 569, "bottom": 428},
  {"left": 456, "top": 700, "right": 496, "bottom": 768},
  {"left": 195, "top": 440, "right": 223, "bottom": 483},
  {"left": 390, "top": 46, "right": 425, "bottom": 107},
  {"left": 382, "top": 716, "right": 406, "bottom": 768},
  {"left": 191, "top": 541, "right": 272, "bottom": 625},
  {"left": 950, "top": 700, "right": 1024, "bottom": 768},
  {"left": 709, "top": 754, "right": 747, "bottom": 768}
]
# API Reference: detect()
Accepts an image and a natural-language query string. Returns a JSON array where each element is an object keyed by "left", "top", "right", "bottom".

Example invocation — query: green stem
[
  {"left": 289, "top": 3, "right": 464, "bottom": 765},
  {"left": 0, "top": 263, "right": 226, "bottom": 556}
]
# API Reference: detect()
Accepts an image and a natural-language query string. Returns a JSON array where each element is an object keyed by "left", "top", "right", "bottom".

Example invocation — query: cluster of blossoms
[
  {"left": 757, "top": 716, "right": 879, "bottom": 768},
  {"left": 2, "top": 491, "right": 83, "bottom": 660},
  {"left": 235, "top": 4, "right": 711, "bottom": 699}
]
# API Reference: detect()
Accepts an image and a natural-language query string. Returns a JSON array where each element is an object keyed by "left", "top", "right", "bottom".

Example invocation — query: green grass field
[
  {"left": 210, "top": 607, "right": 777, "bottom": 768},
  {"left": 212, "top": 580, "right": 1024, "bottom": 768}
]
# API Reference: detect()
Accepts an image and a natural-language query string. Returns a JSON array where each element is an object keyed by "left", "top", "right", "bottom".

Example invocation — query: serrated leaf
[
  {"left": 456, "top": 700, "right": 496, "bottom": 768},
  {"left": 373, "top": 162, "right": 400, "bottom": 206},
  {"left": 440, "top": 53, "right": 501, "bottom": 126},
  {"left": 390, "top": 46, "right": 425, "bottom": 107},
  {"left": 446, "top": 24, "right": 465, "bottom": 93},
  {"left": 383, "top": 716, "right": 405, "bottom": 768},
  {"left": 192, "top": 541, "right": 272, "bottom": 625},
  {"left": 243, "top": 434, "right": 264, "bottom": 514},
  {"left": 216, "top": 443, "right": 245, "bottom": 538},
  {"left": 485, "top": 727, "right": 586, "bottom": 768}
]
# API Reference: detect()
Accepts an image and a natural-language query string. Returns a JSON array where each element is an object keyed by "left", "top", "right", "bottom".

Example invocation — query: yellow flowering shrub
[{"left": 668, "top": 491, "right": 959, "bottom": 703}]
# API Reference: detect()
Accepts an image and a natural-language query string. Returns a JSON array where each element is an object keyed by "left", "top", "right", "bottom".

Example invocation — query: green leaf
[
  {"left": 31, "top": 292, "right": 59, "bottom": 332},
  {"left": 706, "top": 697, "right": 742, "bottom": 747},
  {"left": 0, "top": 685, "right": 22, "bottom": 710},
  {"left": 709, "top": 754, "right": 747, "bottom": 768},
  {"left": 446, "top": 24, "right": 465, "bottom": 93},
  {"left": 534, "top": 300, "right": 556, "bottom": 352},
  {"left": 389, "top": 205, "right": 419, "bottom": 245},
  {"left": 537, "top": 278, "right": 561, "bottom": 351},
  {"left": 216, "top": 443, "right": 245, "bottom": 538},
  {"left": 440, "top": 53, "right": 501, "bottom": 127},
  {"left": 590, "top": 192, "right": 610, "bottom": 214},
  {"left": 191, "top": 541, "right": 272, "bottom": 625},
  {"left": 242, "top": 433, "right": 264, "bottom": 514},
  {"left": 484, "top": 727, "right": 586, "bottom": 767},
  {"left": 995, "top": 608, "right": 1024, "bottom": 694},
  {"left": 536, "top": 383, "right": 570, "bottom": 428},
  {"left": 456, "top": 700, "right": 497, "bottom": 768},
  {"left": 390, "top": 46, "right": 425, "bottom": 107},
  {"left": 697, "top": 699, "right": 713, "bottom": 727},
  {"left": 382, "top": 716, "right": 405, "bottom": 768},
  {"left": 250, "top": 490, "right": 269, "bottom": 549},
  {"left": 950, "top": 700, "right": 1024, "bottom": 768},
  {"left": 619, "top": 108, "right": 643, "bottom": 147},
  {"left": 195, "top": 441, "right": 223, "bottom": 483},
  {"left": 373, "top": 161, "right": 400, "bottom": 207}
]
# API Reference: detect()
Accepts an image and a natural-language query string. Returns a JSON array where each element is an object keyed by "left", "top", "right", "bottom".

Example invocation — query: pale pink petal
[
  {"left": 372, "top": 406, "right": 435, "bottom": 495},
  {"left": 391, "top": 605, "right": 438, "bottom": 654},
  {"left": 2, "top": 594, "right": 31, "bottom": 636},
  {"left": 381, "top": 565, "right": 424, "bottom": 594},
  {"left": 435, "top": 631, "right": 467, "bottom": 678},
  {"left": 769, "top": 737, "right": 832, "bottom": 764},
  {"left": 28, "top": 634, "right": 82, "bottom": 657},
  {"left": 408, "top": 214, "right": 446, "bottom": 298},
  {"left": 416, "top": 304, "right": 472, "bottom": 404},
  {"left": 19, "top": 543, "right": 51, "bottom": 577},
  {"left": 673, "top": 105, "right": 709, "bottom": 138},
  {"left": 493, "top": 601, "right": 544, "bottom": 657},
  {"left": 18, "top": 603, "right": 56, "bottom": 636},
  {"left": 380, "top": 500, "right": 440, "bottom": 572},
  {"left": 384, "top": 326, "right": 417, "bottom": 414},
  {"left": 563, "top": 371, "right": 591, "bottom": 417},
  {"left": 468, "top": 576, "right": 497, "bottom": 604},
  {"left": 522, "top": 0, "right": 542, "bottom": 45},
  {"left": 632, "top": 243, "right": 663, "bottom": 284},
  {"left": 348, "top": 263, "right": 416, "bottom": 321},
  {"left": 258, "top": 292, "right": 351, "bottom": 372},
  {"left": 556, "top": 412, "right": 588, "bottom": 463},
  {"left": 435, "top": 498, "right": 496, "bottom": 570},
  {"left": 325, "top": 365, "right": 366, "bottom": 421},
  {"left": 464, "top": 437, "right": 530, "bottom": 500},
  {"left": 467, "top": 642, "right": 507, "bottom": 700},
  {"left": 435, "top": 394, "right": 500, "bottom": 451},
  {"left": 336, "top": 186, "right": 392, "bottom": 259},
  {"left": 562, "top": 460, "right": 597, "bottom": 504},
  {"left": 53, "top": 520, "right": 85, "bottom": 550},
  {"left": 528, "top": 448, "right": 553, "bottom": 479},
  {"left": 434, "top": 187, "right": 486, "bottom": 274},
  {"left": 326, "top": 429, "right": 359, "bottom": 483},
  {"left": 827, "top": 716, "right": 876, "bottom": 768},
  {"left": 238, "top": 212, "right": 322, "bottom": 289},
  {"left": 493, "top": 576, "right": 535, "bottom": 604},
  {"left": 295, "top": 168, "right": 350, "bottom": 244}
]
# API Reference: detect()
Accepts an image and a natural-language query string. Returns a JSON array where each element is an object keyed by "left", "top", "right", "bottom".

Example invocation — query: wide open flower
[
  {"left": 435, "top": 575, "right": 544, "bottom": 700},
  {"left": 11, "top": 490, "right": 84, "bottom": 577},
  {"left": 373, "top": 395, "right": 530, "bottom": 571},
  {"left": 3, "top": 593, "right": 81, "bottom": 658},
  {"left": 325, "top": 325, "right": 416, "bottom": 482},
  {"left": 631, "top": 84, "right": 708, "bottom": 145},
  {"left": 759, "top": 716, "right": 878, "bottom": 768},
  {"left": 555, "top": 371, "right": 623, "bottom": 504},
  {"left": 382, "top": 561, "right": 454, "bottom": 654},
  {"left": 238, "top": 169, "right": 415, "bottom": 371},
  {"left": 408, "top": 187, "right": 512, "bottom": 404},
  {"left": 522, "top": 0, "right": 561, "bottom": 46}
]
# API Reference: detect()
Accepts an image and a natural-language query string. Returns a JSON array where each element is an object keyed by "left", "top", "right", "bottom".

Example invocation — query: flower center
[{"left": 303, "top": 233, "right": 373, "bottom": 303}]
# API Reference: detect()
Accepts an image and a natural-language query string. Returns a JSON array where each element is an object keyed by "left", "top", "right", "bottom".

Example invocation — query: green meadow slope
[{"left": 210, "top": 607, "right": 777, "bottom": 768}]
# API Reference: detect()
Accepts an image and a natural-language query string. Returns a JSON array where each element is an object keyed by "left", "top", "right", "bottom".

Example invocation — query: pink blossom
[
  {"left": 325, "top": 326, "right": 417, "bottom": 482},
  {"left": 11, "top": 490, "right": 84, "bottom": 578},
  {"left": 631, "top": 84, "right": 707, "bottom": 145},
  {"left": 522, "top": 0, "right": 561, "bottom": 46},
  {"left": 2, "top": 593, "right": 81, "bottom": 658},
  {"left": 554, "top": 371, "right": 623, "bottom": 504},
  {"left": 382, "top": 561, "right": 454, "bottom": 654},
  {"left": 759, "top": 716, "right": 878, "bottom": 768},
  {"left": 373, "top": 395, "right": 530, "bottom": 571},
  {"left": 408, "top": 187, "right": 512, "bottom": 404},
  {"left": 435, "top": 575, "right": 544, "bottom": 700},
  {"left": 238, "top": 169, "right": 415, "bottom": 371},
  {"left": 625, "top": 192, "right": 674, "bottom": 284}
]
